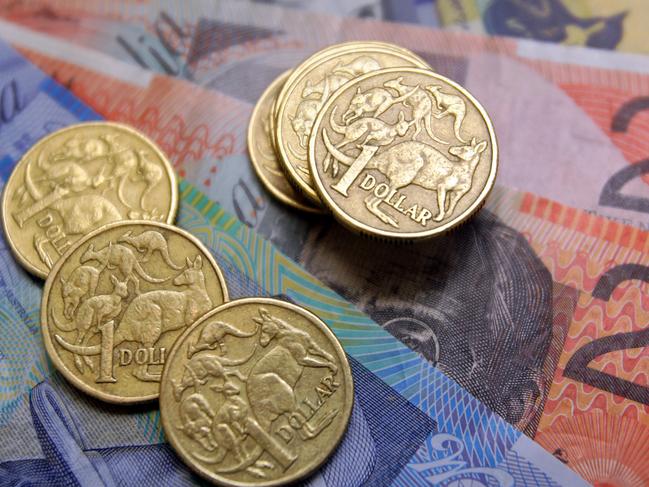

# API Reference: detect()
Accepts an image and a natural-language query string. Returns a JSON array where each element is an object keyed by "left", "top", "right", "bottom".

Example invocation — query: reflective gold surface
[
  {"left": 160, "top": 297, "right": 353, "bottom": 487},
  {"left": 275, "top": 43, "right": 429, "bottom": 204},
  {"left": 309, "top": 67, "right": 498, "bottom": 240},
  {"left": 248, "top": 71, "right": 323, "bottom": 213},
  {"left": 2, "top": 122, "right": 178, "bottom": 278},
  {"left": 41, "top": 221, "right": 228, "bottom": 404}
]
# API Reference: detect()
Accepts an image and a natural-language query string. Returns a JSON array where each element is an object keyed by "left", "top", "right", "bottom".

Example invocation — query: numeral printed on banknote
[{"left": 0, "top": 37, "right": 587, "bottom": 486}]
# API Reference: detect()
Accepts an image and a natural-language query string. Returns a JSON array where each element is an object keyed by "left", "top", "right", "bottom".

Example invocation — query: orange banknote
[
  {"left": 0, "top": 5, "right": 647, "bottom": 484},
  {"left": 0, "top": 0, "right": 648, "bottom": 231},
  {"left": 496, "top": 189, "right": 649, "bottom": 483}
]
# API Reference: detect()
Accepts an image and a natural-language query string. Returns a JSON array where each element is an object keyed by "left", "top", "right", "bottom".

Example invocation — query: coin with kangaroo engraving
[
  {"left": 275, "top": 43, "right": 429, "bottom": 205},
  {"left": 1, "top": 122, "right": 178, "bottom": 279},
  {"left": 309, "top": 67, "right": 498, "bottom": 240},
  {"left": 41, "top": 221, "right": 228, "bottom": 404},
  {"left": 160, "top": 297, "right": 353, "bottom": 487},
  {"left": 248, "top": 71, "right": 324, "bottom": 213}
]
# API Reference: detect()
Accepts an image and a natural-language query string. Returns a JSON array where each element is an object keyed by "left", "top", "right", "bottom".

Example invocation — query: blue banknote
[{"left": 0, "top": 39, "right": 587, "bottom": 486}]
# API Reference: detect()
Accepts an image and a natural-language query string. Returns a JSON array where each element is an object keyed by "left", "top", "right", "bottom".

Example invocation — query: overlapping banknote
[
  {"left": 0, "top": 38, "right": 588, "bottom": 486},
  {"left": 0, "top": 2, "right": 648, "bottom": 485},
  {"left": 1, "top": 0, "right": 647, "bottom": 231},
  {"left": 234, "top": 0, "right": 649, "bottom": 55},
  {"left": 434, "top": 0, "right": 647, "bottom": 54}
]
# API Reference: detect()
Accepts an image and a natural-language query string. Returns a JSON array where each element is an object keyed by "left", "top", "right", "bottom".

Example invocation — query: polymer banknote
[
  {"left": 0, "top": 0, "right": 647, "bottom": 231},
  {"left": 0, "top": 39, "right": 587, "bottom": 486},
  {"left": 0, "top": 14, "right": 647, "bottom": 483},
  {"left": 240, "top": 0, "right": 649, "bottom": 55},
  {"left": 435, "top": 0, "right": 647, "bottom": 54}
]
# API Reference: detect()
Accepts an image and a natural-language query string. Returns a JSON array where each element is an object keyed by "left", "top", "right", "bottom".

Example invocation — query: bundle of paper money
[{"left": 0, "top": 1, "right": 647, "bottom": 486}]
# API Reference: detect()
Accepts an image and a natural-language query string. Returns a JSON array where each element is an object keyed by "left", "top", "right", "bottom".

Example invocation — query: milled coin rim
[
  {"left": 160, "top": 297, "right": 354, "bottom": 487},
  {"left": 247, "top": 70, "right": 325, "bottom": 214},
  {"left": 41, "top": 220, "right": 229, "bottom": 404},
  {"left": 308, "top": 67, "right": 499, "bottom": 240},
  {"left": 1, "top": 121, "right": 179, "bottom": 279},
  {"left": 275, "top": 45, "right": 430, "bottom": 205}
]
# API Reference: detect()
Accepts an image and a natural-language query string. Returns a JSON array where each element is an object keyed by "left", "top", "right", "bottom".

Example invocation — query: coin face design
[
  {"left": 41, "top": 221, "right": 228, "bottom": 404},
  {"left": 2, "top": 122, "right": 178, "bottom": 278},
  {"left": 309, "top": 68, "right": 498, "bottom": 240},
  {"left": 275, "top": 44, "right": 429, "bottom": 204},
  {"left": 160, "top": 298, "right": 353, "bottom": 487},
  {"left": 248, "top": 71, "right": 323, "bottom": 213}
]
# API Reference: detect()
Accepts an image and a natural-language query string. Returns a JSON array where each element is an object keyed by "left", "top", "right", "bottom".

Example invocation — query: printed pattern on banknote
[{"left": 1, "top": 0, "right": 647, "bottom": 232}]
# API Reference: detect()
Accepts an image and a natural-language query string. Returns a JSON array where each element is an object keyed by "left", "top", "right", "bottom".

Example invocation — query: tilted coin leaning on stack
[
  {"left": 1, "top": 120, "right": 352, "bottom": 485},
  {"left": 248, "top": 41, "right": 498, "bottom": 240}
]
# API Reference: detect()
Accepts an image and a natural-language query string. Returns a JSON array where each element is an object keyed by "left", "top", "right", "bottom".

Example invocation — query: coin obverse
[
  {"left": 160, "top": 298, "right": 353, "bottom": 487},
  {"left": 248, "top": 71, "right": 323, "bottom": 213},
  {"left": 2, "top": 122, "right": 178, "bottom": 279},
  {"left": 309, "top": 67, "right": 498, "bottom": 240},
  {"left": 275, "top": 43, "right": 429, "bottom": 205},
  {"left": 41, "top": 221, "right": 228, "bottom": 404}
]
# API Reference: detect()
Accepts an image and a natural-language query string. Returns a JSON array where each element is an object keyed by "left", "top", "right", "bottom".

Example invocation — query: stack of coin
[
  {"left": 248, "top": 41, "right": 498, "bottom": 241},
  {"left": 2, "top": 122, "right": 353, "bottom": 485}
]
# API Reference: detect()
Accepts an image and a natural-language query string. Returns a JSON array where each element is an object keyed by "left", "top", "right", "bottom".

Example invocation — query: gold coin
[
  {"left": 275, "top": 44, "right": 429, "bottom": 204},
  {"left": 248, "top": 71, "right": 324, "bottom": 213},
  {"left": 1, "top": 122, "right": 178, "bottom": 279},
  {"left": 309, "top": 67, "right": 498, "bottom": 240},
  {"left": 41, "top": 220, "right": 228, "bottom": 404},
  {"left": 272, "top": 41, "right": 429, "bottom": 123},
  {"left": 160, "top": 297, "right": 353, "bottom": 487}
]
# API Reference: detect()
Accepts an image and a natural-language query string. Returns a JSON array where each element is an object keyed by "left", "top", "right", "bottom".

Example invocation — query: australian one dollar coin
[
  {"left": 2, "top": 122, "right": 178, "bottom": 278},
  {"left": 275, "top": 43, "right": 429, "bottom": 204},
  {"left": 309, "top": 67, "right": 498, "bottom": 240},
  {"left": 160, "top": 297, "right": 353, "bottom": 486},
  {"left": 248, "top": 70, "right": 323, "bottom": 213},
  {"left": 41, "top": 221, "right": 228, "bottom": 404}
]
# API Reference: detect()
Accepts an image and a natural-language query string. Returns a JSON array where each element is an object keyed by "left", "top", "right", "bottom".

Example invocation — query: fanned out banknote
[
  {"left": 239, "top": 0, "right": 649, "bottom": 55},
  {"left": 0, "top": 8, "right": 647, "bottom": 484},
  {"left": 0, "top": 39, "right": 588, "bottom": 486},
  {"left": 1, "top": 0, "right": 648, "bottom": 231},
  {"left": 434, "top": 0, "right": 645, "bottom": 53}
]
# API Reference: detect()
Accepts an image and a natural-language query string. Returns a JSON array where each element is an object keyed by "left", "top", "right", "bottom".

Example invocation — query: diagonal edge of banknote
[
  {"left": 0, "top": 28, "right": 587, "bottom": 486},
  {"left": 176, "top": 179, "right": 589, "bottom": 487}
]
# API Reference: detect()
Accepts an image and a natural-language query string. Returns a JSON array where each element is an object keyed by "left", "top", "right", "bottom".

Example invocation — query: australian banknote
[
  {"left": 0, "top": 17, "right": 647, "bottom": 484},
  {"left": 241, "top": 0, "right": 647, "bottom": 53},
  {"left": 435, "top": 0, "right": 648, "bottom": 54},
  {"left": 0, "top": 40, "right": 587, "bottom": 486},
  {"left": 1, "top": 0, "right": 648, "bottom": 230},
  {"left": 243, "top": 0, "right": 441, "bottom": 26}
]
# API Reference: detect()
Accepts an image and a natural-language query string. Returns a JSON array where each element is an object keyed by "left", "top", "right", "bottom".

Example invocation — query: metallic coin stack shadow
[
  {"left": 1, "top": 122, "right": 352, "bottom": 486},
  {"left": 249, "top": 41, "right": 498, "bottom": 241}
]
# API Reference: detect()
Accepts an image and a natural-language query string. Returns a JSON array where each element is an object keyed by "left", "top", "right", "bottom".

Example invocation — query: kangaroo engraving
[
  {"left": 114, "top": 256, "right": 213, "bottom": 381},
  {"left": 302, "top": 74, "right": 348, "bottom": 99},
  {"left": 14, "top": 144, "right": 122, "bottom": 230},
  {"left": 177, "top": 393, "right": 217, "bottom": 451},
  {"left": 426, "top": 85, "right": 467, "bottom": 143},
  {"left": 50, "top": 195, "right": 122, "bottom": 234},
  {"left": 331, "top": 56, "right": 381, "bottom": 77},
  {"left": 60, "top": 264, "right": 101, "bottom": 320},
  {"left": 131, "top": 151, "right": 163, "bottom": 211},
  {"left": 80, "top": 241, "right": 167, "bottom": 293},
  {"left": 187, "top": 320, "right": 259, "bottom": 358},
  {"left": 330, "top": 107, "right": 411, "bottom": 149},
  {"left": 342, "top": 85, "right": 418, "bottom": 124},
  {"left": 117, "top": 230, "right": 182, "bottom": 270},
  {"left": 246, "top": 308, "right": 338, "bottom": 434},
  {"left": 384, "top": 77, "right": 447, "bottom": 144},
  {"left": 324, "top": 133, "right": 487, "bottom": 226},
  {"left": 52, "top": 275, "right": 128, "bottom": 373},
  {"left": 172, "top": 352, "right": 252, "bottom": 401},
  {"left": 289, "top": 76, "right": 330, "bottom": 152}
]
